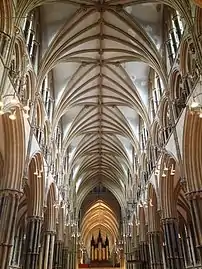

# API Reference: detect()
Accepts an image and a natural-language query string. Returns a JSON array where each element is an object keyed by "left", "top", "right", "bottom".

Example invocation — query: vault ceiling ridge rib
[
  {"left": 101, "top": 72, "right": 143, "bottom": 102},
  {"left": 101, "top": 82, "right": 145, "bottom": 115},
  {"left": 101, "top": 118, "right": 136, "bottom": 146},
  {"left": 82, "top": 214, "right": 118, "bottom": 229},
  {"left": 70, "top": 133, "right": 99, "bottom": 154},
  {"left": 39, "top": 33, "right": 100, "bottom": 83},
  {"left": 106, "top": 106, "right": 140, "bottom": 147},
  {"left": 102, "top": 114, "right": 136, "bottom": 145},
  {"left": 82, "top": 214, "right": 118, "bottom": 230},
  {"left": 70, "top": 141, "right": 131, "bottom": 171},
  {"left": 57, "top": 67, "right": 99, "bottom": 106},
  {"left": 55, "top": 63, "right": 97, "bottom": 111},
  {"left": 78, "top": 170, "right": 123, "bottom": 188},
  {"left": 64, "top": 106, "right": 96, "bottom": 134},
  {"left": 107, "top": 0, "right": 160, "bottom": 5},
  {"left": 64, "top": 111, "right": 135, "bottom": 150},
  {"left": 107, "top": 7, "right": 162, "bottom": 57},
  {"left": 84, "top": 207, "right": 117, "bottom": 221},
  {"left": 112, "top": 8, "right": 159, "bottom": 51},
  {"left": 61, "top": 49, "right": 146, "bottom": 63},
  {"left": 77, "top": 156, "right": 125, "bottom": 175},
  {"left": 103, "top": 33, "right": 166, "bottom": 84},
  {"left": 70, "top": 138, "right": 100, "bottom": 163},
  {"left": 39, "top": 7, "right": 96, "bottom": 68},
  {"left": 60, "top": 83, "right": 99, "bottom": 110},
  {"left": 63, "top": 118, "right": 100, "bottom": 148}
]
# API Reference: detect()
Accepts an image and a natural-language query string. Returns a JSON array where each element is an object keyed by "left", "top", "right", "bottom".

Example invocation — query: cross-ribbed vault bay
[
  {"left": 35, "top": 0, "right": 166, "bottom": 256},
  {"left": 39, "top": 3, "right": 163, "bottom": 196},
  {"left": 1, "top": 0, "right": 202, "bottom": 268},
  {"left": 38, "top": 0, "right": 164, "bottom": 243},
  {"left": 38, "top": 0, "right": 164, "bottom": 252}
]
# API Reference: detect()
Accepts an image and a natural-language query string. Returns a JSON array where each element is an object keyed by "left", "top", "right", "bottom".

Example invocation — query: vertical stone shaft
[
  {"left": 187, "top": 193, "right": 202, "bottom": 264},
  {"left": 148, "top": 231, "right": 163, "bottom": 269},
  {"left": 0, "top": 190, "right": 20, "bottom": 269},
  {"left": 23, "top": 216, "right": 43, "bottom": 269},
  {"left": 139, "top": 241, "right": 150, "bottom": 269},
  {"left": 53, "top": 240, "right": 64, "bottom": 269},
  {"left": 39, "top": 231, "right": 56, "bottom": 269},
  {"left": 162, "top": 218, "right": 185, "bottom": 269},
  {"left": 62, "top": 247, "right": 69, "bottom": 269}
]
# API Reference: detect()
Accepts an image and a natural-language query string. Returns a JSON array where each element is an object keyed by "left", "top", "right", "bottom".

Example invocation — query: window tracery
[{"left": 22, "top": 9, "right": 39, "bottom": 67}]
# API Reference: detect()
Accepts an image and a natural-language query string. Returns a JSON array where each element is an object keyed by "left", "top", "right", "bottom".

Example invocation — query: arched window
[
  {"left": 165, "top": 7, "right": 184, "bottom": 65},
  {"left": 40, "top": 73, "right": 54, "bottom": 122},
  {"left": 0, "top": 32, "right": 10, "bottom": 58},
  {"left": 181, "top": 40, "right": 200, "bottom": 87},
  {"left": 9, "top": 42, "right": 22, "bottom": 87},
  {"left": 172, "top": 71, "right": 190, "bottom": 120},
  {"left": 152, "top": 122, "right": 162, "bottom": 162},
  {"left": 22, "top": 9, "right": 39, "bottom": 67},
  {"left": 139, "top": 117, "right": 148, "bottom": 151},
  {"left": 162, "top": 101, "right": 172, "bottom": 143},
  {"left": 149, "top": 69, "right": 164, "bottom": 120}
]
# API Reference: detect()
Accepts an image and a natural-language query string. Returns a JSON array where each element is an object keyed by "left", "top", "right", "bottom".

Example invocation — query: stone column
[
  {"left": 133, "top": 247, "right": 142, "bottom": 269},
  {"left": 148, "top": 231, "right": 163, "bottom": 269},
  {"left": 53, "top": 240, "right": 64, "bottom": 269},
  {"left": 139, "top": 241, "right": 150, "bottom": 269},
  {"left": 186, "top": 191, "right": 202, "bottom": 264},
  {"left": 62, "top": 247, "right": 70, "bottom": 269},
  {"left": 162, "top": 218, "right": 185, "bottom": 269},
  {"left": 62, "top": 225, "right": 72, "bottom": 269},
  {"left": 23, "top": 216, "right": 43, "bottom": 269},
  {"left": 39, "top": 231, "right": 56, "bottom": 269},
  {"left": 0, "top": 189, "right": 21, "bottom": 269}
]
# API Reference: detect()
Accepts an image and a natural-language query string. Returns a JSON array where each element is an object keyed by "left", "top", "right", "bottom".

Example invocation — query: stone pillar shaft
[
  {"left": 53, "top": 240, "right": 64, "bottom": 269},
  {"left": 0, "top": 190, "right": 21, "bottom": 269},
  {"left": 148, "top": 231, "right": 163, "bottom": 269},
  {"left": 39, "top": 231, "right": 55, "bottom": 269},
  {"left": 186, "top": 193, "right": 202, "bottom": 264},
  {"left": 162, "top": 218, "right": 185, "bottom": 269},
  {"left": 23, "top": 216, "right": 43, "bottom": 269},
  {"left": 139, "top": 242, "right": 150, "bottom": 269},
  {"left": 62, "top": 248, "right": 69, "bottom": 269}
]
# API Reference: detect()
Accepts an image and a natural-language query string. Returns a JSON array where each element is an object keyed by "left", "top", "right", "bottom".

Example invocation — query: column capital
[
  {"left": 147, "top": 231, "right": 161, "bottom": 236},
  {"left": 27, "top": 215, "right": 43, "bottom": 222},
  {"left": 161, "top": 217, "right": 178, "bottom": 224},
  {"left": 185, "top": 189, "right": 202, "bottom": 200},
  {"left": 44, "top": 230, "right": 56, "bottom": 236},
  {"left": 0, "top": 188, "right": 23, "bottom": 198}
]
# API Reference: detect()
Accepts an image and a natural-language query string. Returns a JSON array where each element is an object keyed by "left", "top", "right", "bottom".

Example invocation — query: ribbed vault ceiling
[
  {"left": 37, "top": 0, "right": 166, "bottom": 199},
  {"left": 81, "top": 199, "right": 119, "bottom": 247}
]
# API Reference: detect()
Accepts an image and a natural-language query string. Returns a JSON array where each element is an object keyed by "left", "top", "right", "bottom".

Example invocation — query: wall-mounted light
[
  {"left": 149, "top": 199, "right": 154, "bottom": 207},
  {"left": 190, "top": 99, "right": 199, "bottom": 109},
  {"left": 33, "top": 169, "right": 42, "bottom": 178},
  {"left": 162, "top": 171, "right": 167, "bottom": 178},
  {"left": 0, "top": 93, "right": 31, "bottom": 120},
  {"left": 139, "top": 202, "right": 143, "bottom": 207},
  {"left": 170, "top": 164, "right": 175, "bottom": 176},
  {"left": 189, "top": 76, "right": 202, "bottom": 118},
  {"left": 163, "top": 162, "right": 168, "bottom": 171},
  {"left": 9, "top": 110, "right": 16, "bottom": 120},
  {"left": 143, "top": 201, "right": 148, "bottom": 208},
  {"left": 10, "top": 93, "right": 18, "bottom": 105}
]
